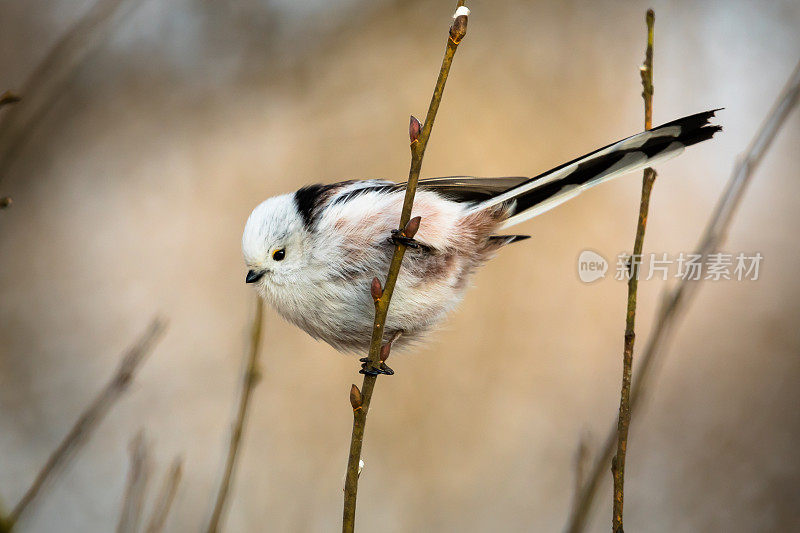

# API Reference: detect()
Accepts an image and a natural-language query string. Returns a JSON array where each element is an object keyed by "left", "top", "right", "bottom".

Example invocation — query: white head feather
[{"left": 242, "top": 194, "right": 310, "bottom": 288}]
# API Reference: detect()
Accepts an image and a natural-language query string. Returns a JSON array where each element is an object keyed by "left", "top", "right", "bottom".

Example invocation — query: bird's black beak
[{"left": 246, "top": 270, "right": 265, "bottom": 284}]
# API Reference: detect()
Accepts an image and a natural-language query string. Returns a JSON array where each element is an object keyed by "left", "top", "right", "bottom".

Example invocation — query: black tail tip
[
  {"left": 489, "top": 234, "right": 531, "bottom": 245},
  {"left": 655, "top": 108, "right": 724, "bottom": 147},
  {"left": 656, "top": 108, "right": 724, "bottom": 131}
]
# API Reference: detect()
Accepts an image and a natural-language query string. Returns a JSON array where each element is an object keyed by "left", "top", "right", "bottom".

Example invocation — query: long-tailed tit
[{"left": 242, "top": 110, "right": 721, "bottom": 357}]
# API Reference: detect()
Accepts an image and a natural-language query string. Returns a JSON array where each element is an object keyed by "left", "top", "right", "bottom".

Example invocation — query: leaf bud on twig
[
  {"left": 449, "top": 6, "right": 469, "bottom": 44},
  {"left": 370, "top": 277, "right": 383, "bottom": 302},
  {"left": 409, "top": 115, "right": 422, "bottom": 143},
  {"left": 350, "top": 384, "right": 363, "bottom": 411},
  {"left": 403, "top": 216, "right": 422, "bottom": 240},
  {"left": 379, "top": 342, "right": 391, "bottom": 363}
]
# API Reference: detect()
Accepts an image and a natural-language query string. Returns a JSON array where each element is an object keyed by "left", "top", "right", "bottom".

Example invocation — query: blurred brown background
[{"left": 1, "top": 0, "right": 799, "bottom": 531}]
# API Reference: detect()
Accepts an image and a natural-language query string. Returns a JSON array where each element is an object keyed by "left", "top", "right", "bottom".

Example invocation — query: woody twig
[
  {"left": 611, "top": 10, "right": 656, "bottom": 532},
  {"left": 341, "top": 3, "right": 469, "bottom": 532},
  {"left": 566, "top": 58, "right": 800, "bottom": 533}
]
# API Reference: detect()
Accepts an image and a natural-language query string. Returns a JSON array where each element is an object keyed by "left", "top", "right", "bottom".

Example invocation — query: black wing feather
[
  {"left": 415, "top": 176, "right": 528, "bottom": 203},
  {"left": 294, "top": 183, "right": 340, "bottom": 228}
]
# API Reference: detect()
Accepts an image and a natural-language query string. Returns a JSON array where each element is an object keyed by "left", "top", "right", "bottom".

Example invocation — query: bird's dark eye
[{"left": 272, "top": 248, "right": 286, "bottom": 261}]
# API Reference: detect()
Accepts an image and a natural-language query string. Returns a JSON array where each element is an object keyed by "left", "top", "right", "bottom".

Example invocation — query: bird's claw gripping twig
[
  {"left": 388, "top": 229, "right": 420, "bottom": 249},
  {"left": 358, "top": 358, "right": 394, "bottom": 376},
  {"left": 358, "top": 330, "right": 402, "bottom": 376}
]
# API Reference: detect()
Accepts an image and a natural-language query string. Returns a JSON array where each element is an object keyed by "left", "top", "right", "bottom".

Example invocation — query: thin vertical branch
[
  {"left": 0, "top": 91, "right": 20, "bottom": 211},
  {"left": 145, "top": 458, "right": 183, "bottom": 533},
  {"left": 0, "top": 504, "right": 10, "bottom": 533},
  {"left": 6, "top": 318, "right": 167, "bottom": 528},
  {"left": 611, "top": 10, "right": 655, "bottom": 533},
  {"left": 342, "top": 4, "right": 470, "bottom": 532},
  {"left": 0, "top": 0, "right": 146, "bottom": 184},
  {"left": 117, "top": 432, "right": 151, "bottom": 533},
  {"left": 566, "top": 59, "right": 800, "bottom": 533},
  {"left": 570, "top": 433, "right": 591, "bottom": 518},
  {"left": 206, "top": 297, "right": 265, "bottom": 533},
  {"left": 0, "top": 92, "right": 21, "bottom": 110}
]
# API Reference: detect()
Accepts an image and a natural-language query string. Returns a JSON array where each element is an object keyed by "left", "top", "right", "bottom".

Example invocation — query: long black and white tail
[{"left": 471, "top": 109, "right": 722, "bottom": 229}]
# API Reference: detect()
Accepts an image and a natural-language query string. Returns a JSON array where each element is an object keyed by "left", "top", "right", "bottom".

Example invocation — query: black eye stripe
[{"left": 272, "top": 248, "right": 286, "bottom": 261}]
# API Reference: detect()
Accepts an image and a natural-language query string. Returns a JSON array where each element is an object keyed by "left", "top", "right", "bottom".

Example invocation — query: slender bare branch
[
  {"left": 145, "top": 458, "right": 183, "bottom": 533},
  {"left": 341, "top": 4, "right": 470, "bottom": 532},
  {"left": 0, "top": 91, "right": 20, "bottom": 211},
  {"left": 117, "top": 431, "right": 151, "bottom": 533},
  {"left": 565, "top": 58, "right": 800, "bottom": 533},
  {"left": 569, "top": 433, "right": 591, "bottom": 518},
  {"left": 611, "top": 10, "right": 655, "bottom": 533},
  {"left": 6, "top": 318, "right": 167, "bottom": 527},
  {"left": 0, "top": 92, "right": 21, "bottom": 110},
  {"left": 206, "top": 297, "right": 264, "bottom": 533},
  {"left": 0, "top": 0, "right": 146, "bottom": 184},
  {"left": 0, "top": 503, "right": 11, "bottom": 533}
]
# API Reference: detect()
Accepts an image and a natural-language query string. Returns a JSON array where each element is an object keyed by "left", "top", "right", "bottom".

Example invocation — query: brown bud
[
  {"left": 449, "top": 15, "right": 468, "bottom": 44},
  {"left": 403, "top": 216, "right": 421, "bottom": 239},
  {"left": 370, "top": 277, "right": 383, "bottom": 302},
  {"left": 409, "top": 115, "right": 422, "bottom": 143},
  {"left": 379, "top": 342, "right": 391, "bottom": 362},
  {"left": 0, "top": 91, "right": 21, "bottom": 109},
  {"left": 350, "top": 384, "right": 363, "bottom": 410},
  {"left": 0, "top": 196, "right": 12, "bottom": 209}
]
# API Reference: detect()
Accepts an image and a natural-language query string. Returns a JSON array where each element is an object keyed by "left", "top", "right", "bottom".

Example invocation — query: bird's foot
[
  {"left": 359, "top": 358, "right": 394, "bottom": 376},
  {"left": 388, "top": 217, "right": 424, "bottom": 250},
  {"left": 358, "top": 331, "right": 402, "bottom": 376},
  {"left": 388, "top": 229, "right": 420, "bottom": 249}
]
